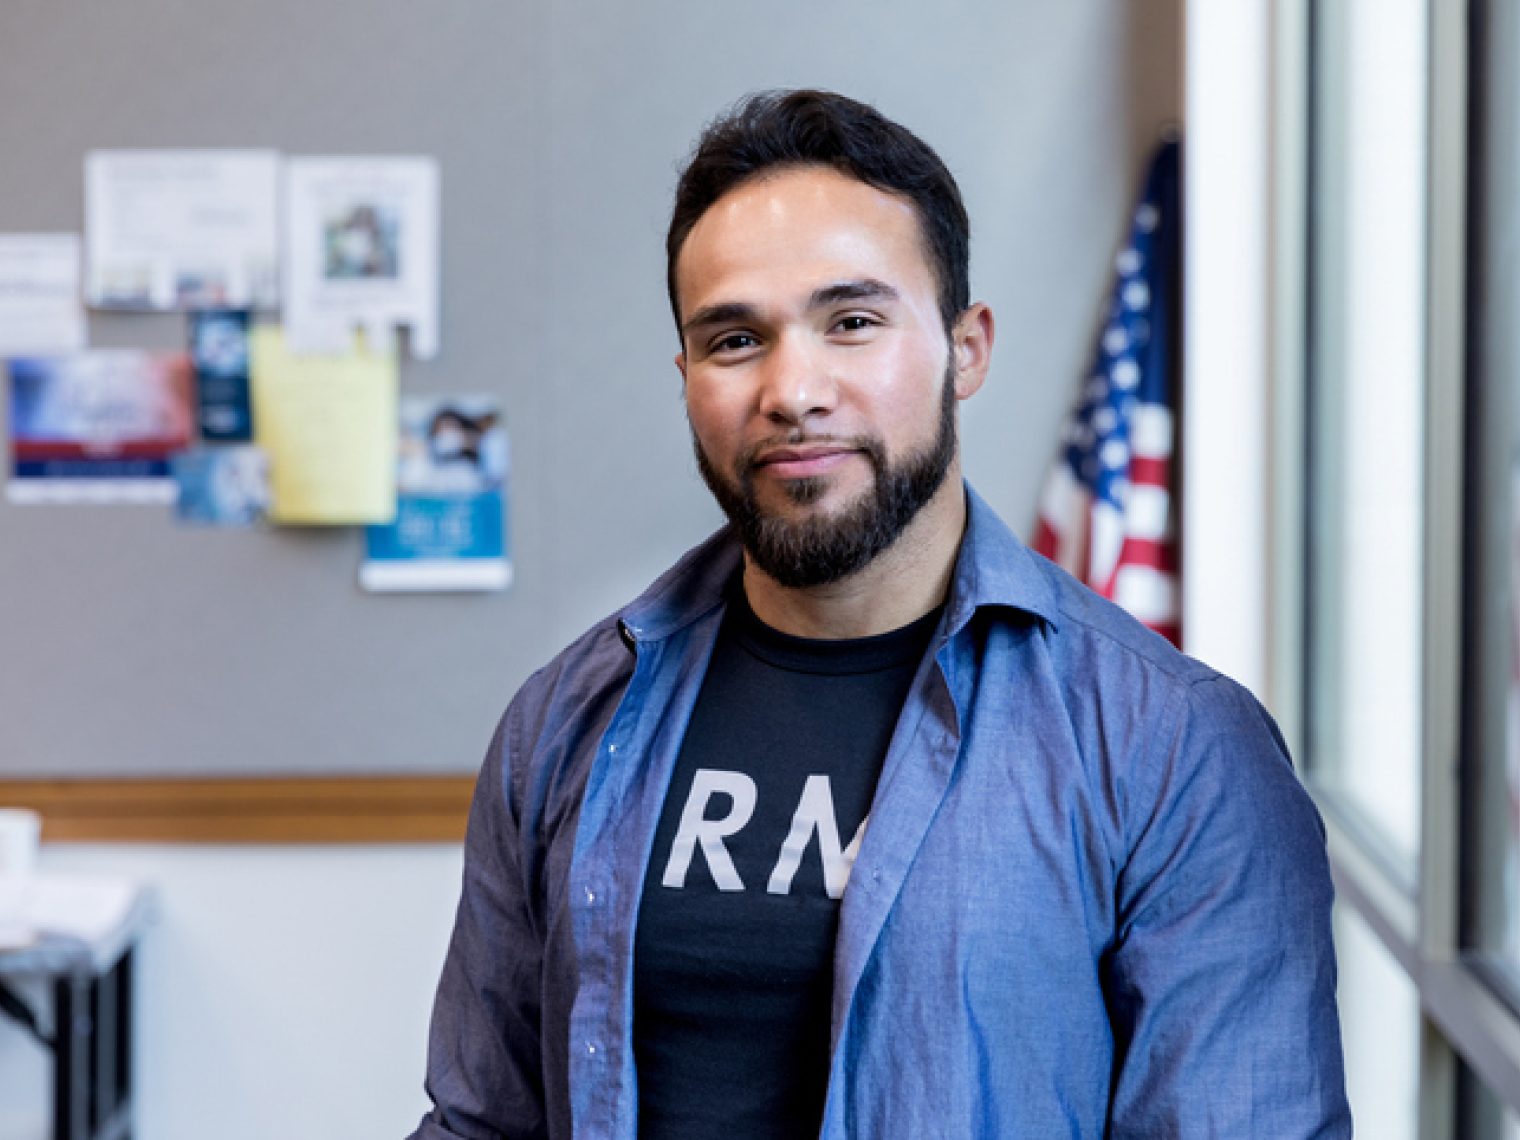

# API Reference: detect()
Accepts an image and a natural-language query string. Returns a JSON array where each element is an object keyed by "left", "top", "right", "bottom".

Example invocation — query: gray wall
[{"left": 0, "top": 0, "right": 1181, "bottom": 779}]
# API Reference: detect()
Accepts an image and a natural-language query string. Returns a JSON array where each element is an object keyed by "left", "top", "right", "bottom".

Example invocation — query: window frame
[{"left": 1293, "top": 0, "right": 1520, "bottom": 1128}]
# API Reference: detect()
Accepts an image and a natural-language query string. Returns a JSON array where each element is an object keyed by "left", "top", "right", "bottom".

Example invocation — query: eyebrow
[
  {"left": 807, "top": 278, "right": 900, "bottom": 309},
  {"left": 681, "top": 279, "right": 902, "bottom": 339},
  {"left": 681, "top": 301, "right": 757, "bottom": 338}
]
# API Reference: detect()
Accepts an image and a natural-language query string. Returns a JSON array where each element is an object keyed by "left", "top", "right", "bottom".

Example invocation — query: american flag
[{"left": 1033, "top": 138, "right": 1181, "bottom": 646}]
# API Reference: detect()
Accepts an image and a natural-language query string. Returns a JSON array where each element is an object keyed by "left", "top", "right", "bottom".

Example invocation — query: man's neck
[{"left": 740, "top": 476, "right": 967, "bottom": 640}]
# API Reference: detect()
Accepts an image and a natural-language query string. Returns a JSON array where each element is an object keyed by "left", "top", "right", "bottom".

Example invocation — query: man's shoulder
[
  {"left": 1030, "top": 549, "right": 1211, "bottom": 688},
  {"left": 1027, "top": 556, "right": 1299, "bottom": 802},
  {"left": 1009, "top": 547, "right": 1284, "bottom": 762},
  {"left": 503, "top": 524, "right": 740, "bottom": 741}
]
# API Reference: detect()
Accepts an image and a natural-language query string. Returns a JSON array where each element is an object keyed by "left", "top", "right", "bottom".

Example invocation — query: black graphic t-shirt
[{"left": 632, "top": 585, "right": 941, "bottom": 1139}]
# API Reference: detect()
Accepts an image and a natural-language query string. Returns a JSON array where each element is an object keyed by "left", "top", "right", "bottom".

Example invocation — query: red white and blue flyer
[
  {"left": 360, "top": 395, "right": 510, "bottom": 592},
  {"left": 6, "top": 351, "right": 194, "bottom": 503}
]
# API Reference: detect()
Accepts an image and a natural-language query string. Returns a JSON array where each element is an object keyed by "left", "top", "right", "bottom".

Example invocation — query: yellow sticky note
[{"left": 250, "top": 326, "right": 397, "bottom": 524}]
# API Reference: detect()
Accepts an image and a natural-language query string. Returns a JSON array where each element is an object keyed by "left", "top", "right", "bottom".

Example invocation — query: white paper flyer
[
  {"left": 0, "top": 234, "right": 86, "bottom": 355},
  {"left": 283, "top": 156, "right": 440, "bottom": 358},
  {"left": 85, "top": 149, "right": 280, "bottom": 311}
]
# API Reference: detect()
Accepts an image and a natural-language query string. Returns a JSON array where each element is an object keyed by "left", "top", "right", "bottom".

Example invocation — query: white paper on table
[
  {"left": 85, "top": 149, "right": 280, "bottom": 311},
  {"left": 0, "top": 234, "right": 85, "bottom": 355},
  {"left": 283, "top": 156, "right": 440, "bottom": 358},
  {"left": 25, "top": 872, "right": 141, "bottom": 945},
  {"left": 0, "top": 876, "right": 34, "bottom": 949}
]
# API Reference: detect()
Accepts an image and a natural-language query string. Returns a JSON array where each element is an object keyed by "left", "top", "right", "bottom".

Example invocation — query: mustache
[{"left": 738, "top": 432, "right": 877, "bottom": 469}]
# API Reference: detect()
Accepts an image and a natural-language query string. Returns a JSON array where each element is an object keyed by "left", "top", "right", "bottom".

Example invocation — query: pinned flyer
[
  {"left": 190, "top": 310, "right": 254, "bottom": 442},
  {"left": 282, "top": 156, "right": 440, "bottom": 358},
  {"left": 172, "top": 446, "right": 270, "bottom": 527},
  {"left": 361, "top": 396, "right": 511, "bottom": 593},
  {"left": 6, "top": 351, "right": 194, "bottom": 503},
  {"left": 250, "top": 325, "right": 397, "bottom": 524},
  {"left": 0, "top": 234, "right": 86, "bottom": 355},
  {"left": 85, "top": 150, "right": 280, "bottom": 310}
]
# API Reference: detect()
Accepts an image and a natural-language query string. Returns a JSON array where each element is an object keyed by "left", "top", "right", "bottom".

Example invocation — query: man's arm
[
  {"left": 410, "top": 708, "right": 548, "bottom": 1140},
  {"left": 1104, "top": 675, "right": 1352, "bottom": 1137}
]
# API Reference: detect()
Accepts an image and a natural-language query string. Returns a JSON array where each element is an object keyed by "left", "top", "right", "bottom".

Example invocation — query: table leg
[
  {"left": 117, "top": 949, "right": 134, "bottom": 1138},
  {"left": 52, "top": 972, "right": 91, "bottom": 1140}
]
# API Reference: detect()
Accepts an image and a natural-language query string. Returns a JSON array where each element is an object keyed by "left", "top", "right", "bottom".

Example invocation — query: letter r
[{"left": 660, "top": 768, "right": 758, "bottom": 891}]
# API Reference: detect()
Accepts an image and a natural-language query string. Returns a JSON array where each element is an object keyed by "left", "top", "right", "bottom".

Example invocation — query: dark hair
[{"left": 666, "top": 88, "right": 970, "bottom": 339}]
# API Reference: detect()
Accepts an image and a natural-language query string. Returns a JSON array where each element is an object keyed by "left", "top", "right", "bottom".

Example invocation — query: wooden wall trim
[{"left": 0, "top": 776, "right": 476, "bottom": 843}]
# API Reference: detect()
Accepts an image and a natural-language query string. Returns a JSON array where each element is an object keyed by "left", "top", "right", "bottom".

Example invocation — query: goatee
[{"left": 693, "top": 370, "right": 958, "bottom": 589}]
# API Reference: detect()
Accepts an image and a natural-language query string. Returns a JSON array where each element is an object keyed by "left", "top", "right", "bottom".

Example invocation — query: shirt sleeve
[
  {"left": 1104, "top": 674, "right": 1353, "bottom": 1138},
  {"left": 408, "top": 705, "right": 549, "bottom": 1140}
]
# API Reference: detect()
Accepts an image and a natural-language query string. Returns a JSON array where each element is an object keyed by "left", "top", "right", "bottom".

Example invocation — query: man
[{"left": 412, "top": 89, "right": 1350, "bottom": 1139}]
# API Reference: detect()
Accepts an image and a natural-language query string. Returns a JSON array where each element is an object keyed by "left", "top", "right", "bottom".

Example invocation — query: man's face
[{"left": 674, "top": 166, "right": 970, "bottom": 588}]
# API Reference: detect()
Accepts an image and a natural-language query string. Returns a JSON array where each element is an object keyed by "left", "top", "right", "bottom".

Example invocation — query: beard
[{"left": 692, "top": 364, "right": 958, "bottom": 589}]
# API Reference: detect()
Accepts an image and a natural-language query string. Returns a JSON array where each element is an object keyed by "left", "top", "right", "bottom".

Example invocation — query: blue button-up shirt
[{"left": 412, "top": 486, "right": 1351, "bottom": 1139}]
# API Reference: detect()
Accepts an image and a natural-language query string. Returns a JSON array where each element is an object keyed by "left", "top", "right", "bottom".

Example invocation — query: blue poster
[{"left": 360, "top": 396, "right": 510, "bottom": 592}]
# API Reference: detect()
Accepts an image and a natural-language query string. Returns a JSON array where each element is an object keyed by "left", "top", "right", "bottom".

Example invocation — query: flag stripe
[
  {"left": 1089, "top": 501, "right": 1127, "bottom": 587},
  {"left": 1131, "top": 405, "right": 1174, "bottom": 457},
  {"left": 1114, "top": 564, "right": 1179, "bottom": 624},
  {"left": 1123, "top": 485, "right": 1172, "bottom": 542},
  {"left": 1128, "top": 455, "right": 1170, "bottom": 486},
  {"left": 1114, "top": 537, "right": 1176, "bottom": 574}
]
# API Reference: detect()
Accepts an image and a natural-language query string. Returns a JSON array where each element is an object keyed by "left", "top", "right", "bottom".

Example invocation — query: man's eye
[
  {"left": 712, "top": 333, "right": 758, "bottom": 353},
  {"left": 834, "top": 315, "right": 876, "bottom": 333}
]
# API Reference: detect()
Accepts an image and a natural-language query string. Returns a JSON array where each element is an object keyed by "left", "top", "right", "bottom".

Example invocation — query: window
[
  {"left": 1296, "top": 0, "right": 1520, "bottom": 1133},
  {"left": 1462, "top": 0, "right": 1520, "bottom": 995},
  {"left": 1461, "top": 1063, "right": 1520, "bottom": 1140},
  {"left": 1305, "top": 0, "right": 1428, "bottom": 875},
  {"left": 1335, "top": 905, "right": 1421, "bottom": 1140}
]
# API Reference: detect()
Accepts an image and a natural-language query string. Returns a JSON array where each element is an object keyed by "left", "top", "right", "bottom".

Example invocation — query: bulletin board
[{"left": 0, "top": 0, "right": 1181, "bottom": 839}]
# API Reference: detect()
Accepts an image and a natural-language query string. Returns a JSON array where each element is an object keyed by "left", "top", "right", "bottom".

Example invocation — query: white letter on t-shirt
[
  {"left": 767, "top": 774, "right": 868, "bottom": 899},
  {"left": 661, "top": 768, "right": 758, "bottom": 891}
]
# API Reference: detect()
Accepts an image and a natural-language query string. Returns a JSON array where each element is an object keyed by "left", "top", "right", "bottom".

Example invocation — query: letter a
[
  {"left": 661, "top": 769, "right": 758, "bottom": 891},
  {"left": 767, "top": 774, "right": 868, "bottom": 899}
]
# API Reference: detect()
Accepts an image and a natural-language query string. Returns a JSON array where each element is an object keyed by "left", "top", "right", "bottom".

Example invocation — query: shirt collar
[
  {"left": 943, "top": 483, "right": 1061, "bottom": 635},
  {"left": 618, "top": 481, "right": 1060, "bottom": 645},
  {"left": 617, "top": 524, "right": 742, "bottom": 645}
]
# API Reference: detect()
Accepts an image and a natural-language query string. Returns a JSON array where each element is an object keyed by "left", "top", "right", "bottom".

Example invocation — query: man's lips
[{"left": 752, "top": 444, "right": 859, "bottom": 480}]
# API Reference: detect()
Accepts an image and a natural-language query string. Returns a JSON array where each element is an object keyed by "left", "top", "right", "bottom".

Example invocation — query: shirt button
[
  {"left": 584, "top": 886, "right": 597, "bottom": 906},
  {"left": 587, "top": 1042, "right": 598, "bottom": 1056},
  {"left": 608, "top": 743, "right": 618, "bottom": 755}
]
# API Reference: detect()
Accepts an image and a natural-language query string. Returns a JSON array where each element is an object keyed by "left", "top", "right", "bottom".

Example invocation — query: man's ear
[
  {"left": 951, "top": 303, "right": 994, "bottom": 400},
  {"left": 675, "top": 352, "right": 688, "bottom": 385}
]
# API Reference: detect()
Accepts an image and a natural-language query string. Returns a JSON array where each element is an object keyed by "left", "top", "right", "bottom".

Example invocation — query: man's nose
[{"left": 756, "top": 332, "right": 837, "bottom": 425}]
